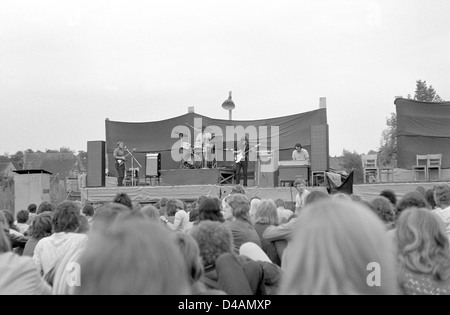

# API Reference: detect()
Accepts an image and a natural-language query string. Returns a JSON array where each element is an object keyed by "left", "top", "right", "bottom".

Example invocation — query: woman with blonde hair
[
  {"left": 164, "top": 199, "right": 189, "bottom": 232},
  {"left": 253, "top": 199, "right": 280, "bottom": 265},
  {"left": 77, "top": 218, "right": 191, "bottom": 295},
  {"left": 0, "top": 213, "right": 51, "bottom": 295},
  {"left": 280, "top": 199, "right": 398, "bottom": 295},
  {"left": 249, "top": 197, "right": 262, "bottom": 224},
  {"left": 396, "top": 208, "right": 450, "bottom": 295}
]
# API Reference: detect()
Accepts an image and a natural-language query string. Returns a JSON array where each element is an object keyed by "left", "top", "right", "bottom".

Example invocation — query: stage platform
[
  {"left": 80, "top": 180, "right": 449, "bottom": 206},
  {"left": 81, "top": 184, "right": 326, "bottom": 205}
]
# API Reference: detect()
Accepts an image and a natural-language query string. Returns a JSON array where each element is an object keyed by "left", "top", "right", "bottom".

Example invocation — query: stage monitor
[{"left": 146, "top": 153, "right": 161, "bottom": 177}]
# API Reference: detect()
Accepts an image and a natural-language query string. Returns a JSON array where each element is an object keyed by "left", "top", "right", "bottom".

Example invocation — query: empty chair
[
  {"left": 125, "top": 168, "right": 139, "bottom": 186},
  {"left": 362, "top": 154, "right": 379, "bottom": 184},
  {"left": 427, "top": 154, "right": 442, "bottom": 180},
  {"left": 412, "top": 155, "right": 428, "bottom": 181}
]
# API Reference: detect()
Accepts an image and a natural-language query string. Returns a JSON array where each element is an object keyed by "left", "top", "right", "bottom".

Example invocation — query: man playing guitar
[
  {"left": 113, "top": 141, "right": 126, "bottom": 186},
  {"left": 235, "top": 137, "right": 250, "bottom": 187}
]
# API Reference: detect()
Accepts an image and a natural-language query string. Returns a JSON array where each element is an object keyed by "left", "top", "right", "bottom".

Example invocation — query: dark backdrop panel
[
  {"left": 397, "top": 136, "right": 450, "bottom": 169},
  {"left": 105, "top": 109, "right": 328, "bottom": 174},
  {"left": 395, "top": 98, "right": 450, "bottom": 169}
]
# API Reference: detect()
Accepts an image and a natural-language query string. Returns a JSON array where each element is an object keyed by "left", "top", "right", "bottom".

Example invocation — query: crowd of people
[{"left": 1, "top": 181, "right": 450, "bottom": 295}]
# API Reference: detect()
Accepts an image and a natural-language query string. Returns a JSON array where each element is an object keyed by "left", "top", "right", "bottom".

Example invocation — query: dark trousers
[
  {"left": 116, "top": 163, "right": 125, "bottom": 186},
  {"left": 236, "top": 160, "right": 248, "bottom": 186}
]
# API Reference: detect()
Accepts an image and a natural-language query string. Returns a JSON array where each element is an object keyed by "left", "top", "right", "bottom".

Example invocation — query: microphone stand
[{"left": 126, "top": 148, "right": 142, "bottom": 186}]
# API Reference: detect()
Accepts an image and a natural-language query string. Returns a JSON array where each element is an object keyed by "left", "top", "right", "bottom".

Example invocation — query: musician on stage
[
  {"left": 113, "top": 141, "right": 126, "bottom": 186},
  {"left": 196, "top": 126, "right": 213, "bottom": 168},
  {"left": 235, "top": 136, "right": 249, "bottom": 187},
  {"left": 292, "top": 143, "right": 310, "bottom": 164}
]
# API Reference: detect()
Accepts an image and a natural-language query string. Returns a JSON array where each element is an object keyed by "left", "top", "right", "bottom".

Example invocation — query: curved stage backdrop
[
  {"left": 105, "top": 108, "right": 328, "bottom": 178},
  {"left": 396, "top": 98, "right": 450, "bottom": 169}
]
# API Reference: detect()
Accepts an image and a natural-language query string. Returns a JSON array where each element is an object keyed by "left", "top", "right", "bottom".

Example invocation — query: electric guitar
[
  {"left": 115, "top": 149, "right": 134, "bottom": 167},
  {"left": 234, "top": 144, "right": 260, "bottom": 163}
]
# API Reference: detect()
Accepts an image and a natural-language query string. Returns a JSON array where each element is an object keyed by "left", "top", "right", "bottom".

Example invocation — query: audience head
[
  {"left": 425, "top": 189, "right": 437, "bottom": 210},
  {"left": 331, "top": 192, "right": 352, "bottom": 202},
  {"left": 230, "top": 185, "right": 246, "bottom": 195},
  {"left": 29, "top": 212, "right": 53, "bottom": 240},
  {"left": 166, "top": 199, "right": 185, "bottom": 217},
  {"left": 0, "top": 210, "right": 14, "bottom": 229},
  {"left": 397, "top": 191, "right": 430, "bottom": 216},
  {"left": 174, "top": 233, "right": 204, "bottom": 285},
  {"left": 82, "top": 204, "right": 95, "bottom": 217},
  {"left": 113, "top": 193, "right": 133, "bottom": 210},
  {"left": 415, "top": 186, "right": 427, "bottom": 198},
  {"left": 188, "top": 202, "right": 200, "bottom": 222},
  {"left": 254, "top": 199, "right": 278, "bottom": 225},
  {"left": 53, "top": 201, "right": 81, "bottom": 233},
  {"left": 16, "top": 209, "right": 29, "bottom": 224},
  {"left": 275, "top": 199, "right": 286, "bottom": 209},
  {"left": 249, "top": 198, "right": 262, "bottom": 223},
  {"left": 189, "top": 221, "right": 234, "bottom": 267},
  {"left": 37, "top": 202, "right": 54, "bottom": 214},
  {"left": 222, "top": 194, "right": 251, "bottom": 222},
  {"left": 77, "top": 215, "right": 90, "bottom": 234},
  {"left": 305, "top": 190, "right": 330, "bottom": 206},
  {"left": 160, "top": 198, "right": 169, "bottom": 208},
  {"left": 0, "top": 213, "right": 11, "bottom": 253},
  {"left": 350, "top": 194, "right": 362, "bottom": 202},
  {"left": 280, "top": 200, "right": 398, "bottom": 295},
  {"left": 141, "top": 205, "right": 161, "bottom": 222},
  {"left": 27, "top": 203, "right": 37, "bottom": 214},
  {"left": 157, "top": 197, "right": 169, "bottom": 216},
  {"left": 92, "top": 203, "right": 130, "bottom": 232},
  {"left": 132, "top": 202, "right": 142, "bottom": 213},
  {"left": 294, "top": 178, "right": 307, "bottom": 194},
  {"left": 370, "top": 197, "right": 396, "bottom": 226},
  {"left": 198, "top": 198, "right": 224, "bottom": 223},
  {"left": 425, "top": 189, "right": 436, "bottom": 210},
  {"left": 77, "top": 219, "right": 191, "bottom": 295},
  {"left": 379, "top": 189, "right": 397, "bottom": 207},
  {"left": 433, "top": 183, "right": 450, "bottom": 209},
  {"left": 396, "top": 208, "right": 450, "bottom": 281}
]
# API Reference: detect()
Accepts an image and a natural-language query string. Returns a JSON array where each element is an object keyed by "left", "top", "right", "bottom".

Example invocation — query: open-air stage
[{"left": 80, "top": 168, "right": 448, "bottom": 206}]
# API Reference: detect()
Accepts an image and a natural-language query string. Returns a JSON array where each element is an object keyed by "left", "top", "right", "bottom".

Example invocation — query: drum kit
[{"left": 180, "top": 141, "right": 215, "bottom": 169}]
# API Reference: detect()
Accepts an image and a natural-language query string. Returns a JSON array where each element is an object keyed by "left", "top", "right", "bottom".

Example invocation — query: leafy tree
[
  {"left": 341, "top": 149, "right": 363, "bottom": 184},
  {"left": 414, "top": 80, "right": 444, "bottom": 102},
  {"left": 60, "top": 147, "right": 74, "bottom": 153},
  {"left": 10, "top": 151, "right": 24, "bottom": 169},
  {"left": 378, "top": 113, "right": 397, "bottom": 166}
]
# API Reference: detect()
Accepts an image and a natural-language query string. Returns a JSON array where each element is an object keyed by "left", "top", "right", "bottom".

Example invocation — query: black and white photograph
[{"left": 1, "top": 0, "right": 449, "bottom": 297}]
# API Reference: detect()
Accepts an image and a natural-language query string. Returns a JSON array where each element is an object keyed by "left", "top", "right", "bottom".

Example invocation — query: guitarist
[
  {"left": 113, "top": 141, "right": 126, "bottom": 186},
  {"left": 235, "top": 136, "right": 250, "bottom": 187}
]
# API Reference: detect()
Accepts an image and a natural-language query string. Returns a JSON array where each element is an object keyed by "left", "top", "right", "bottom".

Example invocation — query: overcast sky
[{"left": 1, "top": 0, "right": 449, "bottom": 157}]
